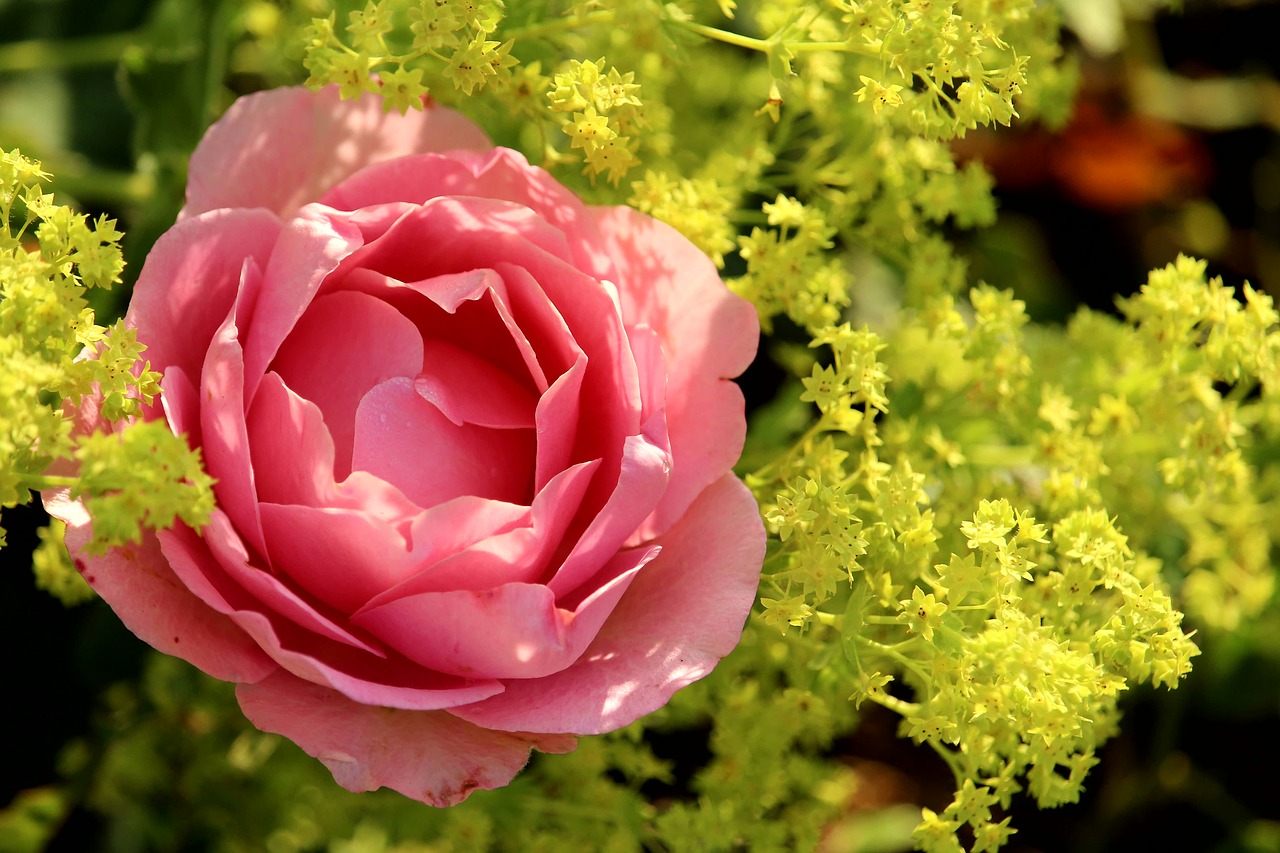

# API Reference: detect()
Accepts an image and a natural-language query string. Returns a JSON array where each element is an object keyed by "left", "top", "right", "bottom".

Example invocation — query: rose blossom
[{"left": 46, "top": 85, "right": 764, "bottom": 805}]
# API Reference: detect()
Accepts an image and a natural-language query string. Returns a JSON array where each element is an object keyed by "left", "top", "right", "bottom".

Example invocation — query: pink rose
[{"left": 47, "top": 86, "right": 764, "bottom": 805}]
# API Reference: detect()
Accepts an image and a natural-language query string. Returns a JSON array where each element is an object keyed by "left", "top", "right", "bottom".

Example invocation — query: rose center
[
  {"left": 269, "top": 290, "right": 537, "bottom": 510},
  {"left": 349, "top": 370, "right": 536, "bottom": 508}
]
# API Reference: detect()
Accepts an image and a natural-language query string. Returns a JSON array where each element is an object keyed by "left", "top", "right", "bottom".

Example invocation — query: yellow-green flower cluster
[
  {"left": 546, "top": 57, "right": 643, "bottom": 183},
  {"left": 1028, "top": 257, "right": 1280, "bottom": 631},
  {"left": 748, "top": 255, "right": 1254, "bottom": 847},
  {"left": 831, "top": 0, "right": 1066, "bottom": 137},
  {"left": 630, "top": 171, "right": 738, "bottom": 267},
  {"left": 0, "top": 149, "right": 213, "bottom": 554},
  {"left": 734, "top": 195, "right": 850, "bottom": 334},
  {"left": 902, "top": 502, "right": 1193, "bottom": 813},
  {"left": 302, "top": 2, "right": 661, "bottom": 183},
  {"left": 302, "top": 0, "right": 513, "bottom": 109}
]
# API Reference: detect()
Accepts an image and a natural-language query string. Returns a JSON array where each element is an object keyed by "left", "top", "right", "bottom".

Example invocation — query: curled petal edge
[
  {"left": 237, "top": 669, "right": 576, "bottom": 806},
  {"left": 448, "top": 473, "right": 765, "bottom": 735}
]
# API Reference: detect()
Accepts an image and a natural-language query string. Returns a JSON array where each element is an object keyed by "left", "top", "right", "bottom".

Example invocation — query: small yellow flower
[{"left": 854, "top": 75, "right": 904, "bottom": 113}]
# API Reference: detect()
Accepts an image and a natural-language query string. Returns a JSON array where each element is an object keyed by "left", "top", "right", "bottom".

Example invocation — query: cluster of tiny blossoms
[
  {"left": 750, "top": 265, "right": 1226, "bottom": 847},
  {"left": 302, "top": 1, "right": 651, "bottom": 183},
  {"left": 734, "top": 194, "right": 849, "bottom": 334},
  {"left": 545, "top": 57, "right": 643, "bottom": 182},
  {"left": 1052, "top": 263, "right": 1276, "bottom": 632},
  {"left": 302, "top": 0, "right": 512, "bottom": 107},
  {"left": 0, "top": 149, "right": 214, "bottom": 585}
]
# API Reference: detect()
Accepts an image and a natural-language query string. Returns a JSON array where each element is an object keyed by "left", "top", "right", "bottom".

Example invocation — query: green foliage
[
  {"left": 31, "top": 518, "right": 94, "bottom": 605},
  {"left": 4, "top": 624, "right": 856, "bottom": 852}
]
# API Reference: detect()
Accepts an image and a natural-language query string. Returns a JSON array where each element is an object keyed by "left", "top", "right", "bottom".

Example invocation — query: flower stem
[
  {"left": 672, "top": 20, "right": 880, "bottom": 58},
  {"left": 674, "top": 19, "right": 771, "bottom": 52},
  {"left": 46, "top": 166, "right": 155, "bottom": 207},
  {"left": 813, "top": 610, "right": 840, "bottom": 628},
  {"left": 0, "top": 32, "right": 136, "bottom": 72},
  {"left": 503, "top": 9, "right": 616, "bottom": 40},
  {"left": 24, "top": 474, "right": 78, "bottom": 492}
]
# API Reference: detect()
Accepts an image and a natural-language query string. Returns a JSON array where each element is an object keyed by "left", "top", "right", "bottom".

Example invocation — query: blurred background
[{"left": 2, "top": 1, "right": 1279, "bottom": 851}]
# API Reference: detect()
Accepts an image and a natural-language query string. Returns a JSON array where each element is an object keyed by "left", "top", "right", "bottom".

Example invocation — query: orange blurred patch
[
  {"left": 1050, "top": 101, "right": 1211, "bottom": 210},
  {"left": 954, "top": 99, "right": 1212, "bottom": 211}
]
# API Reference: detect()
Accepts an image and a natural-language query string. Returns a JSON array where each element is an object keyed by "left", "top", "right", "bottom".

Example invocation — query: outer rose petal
[
  {"left": 236, "top": 670, "right": 575, "bottom": 805},
  {"left": 585, "top": 207, "right": 759, "bottom": 538},
  {"left": 182, "top": 86, "right": 490, "bottom": 220},
  {"left": 42, "top": 492, "right": 276, "bottom": 685},
  {"left": 320, "top": 149, "right": 604, "bottom": 268},
  {"left": 125, "top": 209, "right": 281, "bottom": 388},
  {"left": 160, "top": 523, "right": 505, "bottom": 711},
  {"left": 448, "top": 474, "right": 765, "bottom": 734}
]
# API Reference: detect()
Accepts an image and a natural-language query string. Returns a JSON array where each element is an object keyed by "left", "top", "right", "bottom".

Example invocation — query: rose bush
[{"left": 45, "top": 86, "right": 764, "bottom": 805}]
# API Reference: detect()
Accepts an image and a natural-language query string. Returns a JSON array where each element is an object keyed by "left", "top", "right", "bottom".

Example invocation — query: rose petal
[
  {"left": 258, "top": 502, "right": 415, "bottom": 614},
  {"left": 269, "top": 289, "right": 424, "bottom": 477},
  {"left": 484, "top": 258, "right": 640, "bottom": 516},
  {"left": 322, "top": 148, "right": 617, "bottom": 277},
  {"left": 40, "top": 493, "right": 276, "bottom": 685},
  {"left": 160, "top": 524, "right": 502, "bottom": 710},
  {"left": 183, "top": 86, "right": 490, "bottom": 219},
  {"left": 322, "top": 149, "right": 582, "bottom": 226},
  {"left": 352, "top": 546, "right": 655, "bottom": 679},
  {"left": 391, "top": 202, "right": 639, "bottom": 430},
  {"left": 547, "top": 427, "right": 671, "bottom": 598},
  {"left": 159, "top": 364, "right": 200, "bottom": 446},
  {"left": 126, "top": 209, "right": 280, "bottom": 388},
  {"left": 320, "top": 152, "right": 489, "bottom": 210},
  {"left": 447, "top": 474, "right": 764, "bottom": 734},
  {"left": 533, "top": 354, "right": 585, "bottom": 492},
  {"left": 626, "top": 323, "right": 669, "bottom": 430},
  {"left": 401, "top": 493, "right": 532, "bottom": 566},
  {"left": 236, "top": 670, "right": 575, "bottom": 806},
  {"left": 235, "top": 611, "right": 504, "bottom": 711},
  {"left": 246, "top": 371, "right": 341, "bottom": 508},
  {"left": 335, "top": 201, "right": 420, "bottom": 246},
  {"left": 405, "top": 267, "right": 506, "bottom": 313},
  {"left": 194, "top": 513, "right": 386, "bottom": 656},
  {"left": 200, "top": 300, "right": 268, "bottom": 559},
  {"left": 416, "top": 339, "right": 537, "bottom": 429},
  {"left": 585, "top": 206, "right": 759, "bottom": 537},
  {"left": 350, "top": 198, "right": 645, "bottom": 518},
  {"left": 351, "top": 377, "right": 535, "bottom": 508},
  {"left": 246, "top": 371, "right": 424, "bottom": 531},
  {"left": 342, "top": 267, "right": 551, "bottom": 394},
  {"left": 241, "top": 206, "right": 365, "bottom": 400},
  {"left": 374, "top": 460, "right": 599, "bottom": 598},
  {"left": 490, "top": 262, "right": 590, "bottom": 410},
  {"left": 343, "top": 196, "right": 576, "bottom": 278},
  {"left": 337, "top": 200, "right": 623, "bottom": 440}
]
